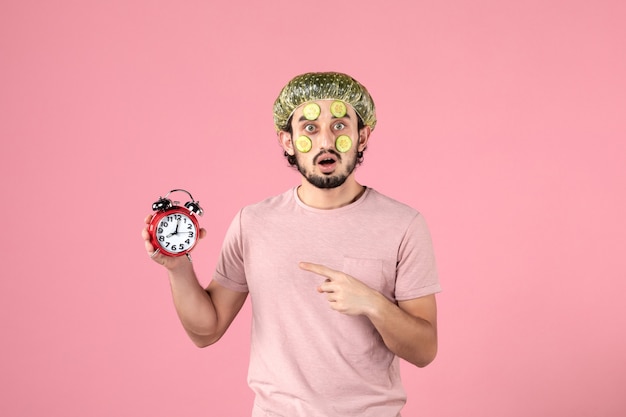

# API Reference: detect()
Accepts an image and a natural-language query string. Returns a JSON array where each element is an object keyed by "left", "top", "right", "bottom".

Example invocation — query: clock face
[{"left": 153, "top": 212, "right": 198, "bottom": 255}]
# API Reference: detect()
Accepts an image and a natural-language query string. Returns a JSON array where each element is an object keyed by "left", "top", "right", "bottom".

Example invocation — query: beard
[{"left": 294, "top": 148, "right": 358, "bottom": 189}]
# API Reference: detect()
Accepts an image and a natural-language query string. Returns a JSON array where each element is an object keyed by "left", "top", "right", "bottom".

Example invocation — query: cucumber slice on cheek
[
  {"left": 302, "top": 103, "right": 321, "bottom": 120},
  {"left": 295, "top": 135, "right": 312, "bottom": 153},
  {"left": 335, "top": 135, "right": 352, "bottom": 153}
]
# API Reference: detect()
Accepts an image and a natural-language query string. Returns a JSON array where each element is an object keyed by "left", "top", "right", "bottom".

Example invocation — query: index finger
[{"left": 299, "top": 262, "right": 339, "bottom": 279}]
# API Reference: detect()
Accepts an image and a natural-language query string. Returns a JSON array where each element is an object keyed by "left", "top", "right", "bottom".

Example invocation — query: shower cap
[{"left": 273, "top": 72, "right": 377, "bottom": 132}]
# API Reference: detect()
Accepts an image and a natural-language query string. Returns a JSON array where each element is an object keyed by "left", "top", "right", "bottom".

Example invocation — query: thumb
[{"left": 317, "top": 278, "right": 332, "bottom": 293}]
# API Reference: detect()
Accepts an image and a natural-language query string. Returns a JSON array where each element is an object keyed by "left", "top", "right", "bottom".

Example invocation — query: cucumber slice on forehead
[
  {"left": 335, "top": 135, "right": 352, "bottom": 153},
  {"left": 330, "top": 101, "right": 347, "bottom": 118},
  {"left": 295, "top": 135, "right": 312, "bottom": 153},
  {"left": 302, "top": 103, "right": 321, "bottom": 120}
]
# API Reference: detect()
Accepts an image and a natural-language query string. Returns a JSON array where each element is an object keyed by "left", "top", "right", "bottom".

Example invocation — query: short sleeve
[
  {"left": 213, "top": 209, "right": 249, "bottom": 292},
  {"left": 394, "top": 213, "right": 441, "bottom": 301}
]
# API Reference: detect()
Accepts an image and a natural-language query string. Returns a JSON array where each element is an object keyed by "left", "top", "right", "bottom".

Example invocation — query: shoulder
[
  {"left": 364, "top": 188, "right": 420, "bottom": 219},
  {"left": 240, "top": 188, "right": 296, "bottom": 219}
]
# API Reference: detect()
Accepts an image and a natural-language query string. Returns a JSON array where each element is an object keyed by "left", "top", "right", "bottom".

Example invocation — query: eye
[
  {"left": 333, "top": 122, "right": 346, "bottom": 130},
  {"left": 304, "top": 124, "right": 316, "bottom": 133}
]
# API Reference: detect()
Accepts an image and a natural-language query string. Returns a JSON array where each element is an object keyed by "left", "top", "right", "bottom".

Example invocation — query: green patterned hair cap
[{"left": 273, "top": 72, "right": 377, "bottom": 132}]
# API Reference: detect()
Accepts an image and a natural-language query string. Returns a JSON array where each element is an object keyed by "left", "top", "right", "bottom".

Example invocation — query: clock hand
[{"left": 166, "top": 219, "right": 181, "bottom": 238}]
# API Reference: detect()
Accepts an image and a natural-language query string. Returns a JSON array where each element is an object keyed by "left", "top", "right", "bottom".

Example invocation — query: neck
[{"left": 297, "top": 177, "right": 365, "bottom": 210}]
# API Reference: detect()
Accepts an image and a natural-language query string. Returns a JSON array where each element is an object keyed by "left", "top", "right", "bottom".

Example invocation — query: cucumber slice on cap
[
  {"left": 330, "top": 101, "right": 347, "bottom": 118},
  {"left": 302, "top": 103, "right": 321, "bottom": 120},
  {"left": 335, "top": 135, "right": 352, "bottom": 153}
]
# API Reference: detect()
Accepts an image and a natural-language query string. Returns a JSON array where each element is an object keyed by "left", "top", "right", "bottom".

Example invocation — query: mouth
[
  {"left": 315, "top": 152, "right": 340, "bottom": 173},
  {"left": 315, "top": 152, "right": 340, "bottom": 175},
  {"left": 318, "top": 156, "right": 337, "bottom": 166},
  {"left": 314, "top": 151, "right": 341, "bottom": 166}
]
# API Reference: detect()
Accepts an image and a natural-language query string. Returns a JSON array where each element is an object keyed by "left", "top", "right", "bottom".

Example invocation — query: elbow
[
  {"left": 411, "top": 342, "right": 438, "bottom": 368},
  {"left": 414, "top": 325, "right": 438, "bottom": 367},
  {"left": 192, "top": 339, "right": 213, "bottom": 349},
  {"left": 188, "top": 331, "right": 222, "bottom": 349},
  {"left": 414, "top": 351, "right": 437, "bottom": 368}
]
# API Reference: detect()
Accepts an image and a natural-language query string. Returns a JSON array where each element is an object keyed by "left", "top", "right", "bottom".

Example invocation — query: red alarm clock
[{"left": 148, "top": 189, "right": 203, "bottom": 259}]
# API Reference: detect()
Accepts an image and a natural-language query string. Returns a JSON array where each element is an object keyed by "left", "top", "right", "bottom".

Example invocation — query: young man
[{"left": 143, "top": 72, "right": 441, "bottom": 416}]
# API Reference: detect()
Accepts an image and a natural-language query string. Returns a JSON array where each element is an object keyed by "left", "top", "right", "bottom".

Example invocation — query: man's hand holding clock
[
  {"left": 142, "top": 214, "right": 207, "bottom": 270},
  {"left": 143, "top": 189, "right": 206, "bottom": 269}
]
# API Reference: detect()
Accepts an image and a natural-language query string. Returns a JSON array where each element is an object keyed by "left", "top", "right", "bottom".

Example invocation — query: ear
[
  {"left": 278, "top": 131, "right": 294, "bottom": 155},
  {"left": 357, "top": 126, "right": 371, "bottom": 152}
]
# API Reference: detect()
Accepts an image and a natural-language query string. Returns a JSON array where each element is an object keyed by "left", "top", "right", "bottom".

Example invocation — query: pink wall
[{"left": 1, "top": 0, "right": 625, "bottom": 416}]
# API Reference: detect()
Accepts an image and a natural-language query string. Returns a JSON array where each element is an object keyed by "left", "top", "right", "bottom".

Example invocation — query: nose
[{"left": 317, "top": 127, "right": 335, "bottom": 150}]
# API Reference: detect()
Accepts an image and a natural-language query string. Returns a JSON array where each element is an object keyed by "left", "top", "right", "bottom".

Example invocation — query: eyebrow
[{"left": 297, "top": 113, "right": 351, "bottom": 122}]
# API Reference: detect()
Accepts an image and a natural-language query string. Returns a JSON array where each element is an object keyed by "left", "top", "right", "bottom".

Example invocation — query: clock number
[{"left": 154, "top": 212, "right": 198, "bottom": 254}]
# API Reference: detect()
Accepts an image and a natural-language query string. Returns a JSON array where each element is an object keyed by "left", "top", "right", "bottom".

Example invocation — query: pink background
[{"left": 1, "top": 1, "right": 625, "bottom": 416}]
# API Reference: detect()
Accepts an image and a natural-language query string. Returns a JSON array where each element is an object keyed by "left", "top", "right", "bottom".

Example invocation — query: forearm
[
  {"left": 366, "top": 294, "right": 438, "bottom": 368},
  {"left": 167, "top": 263, "right": 219, "bottom": 347}
]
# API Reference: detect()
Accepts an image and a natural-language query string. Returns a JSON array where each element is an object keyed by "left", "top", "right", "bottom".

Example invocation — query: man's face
[{"left": 289, "top": 100, "right": 364, "bottom": 189}]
